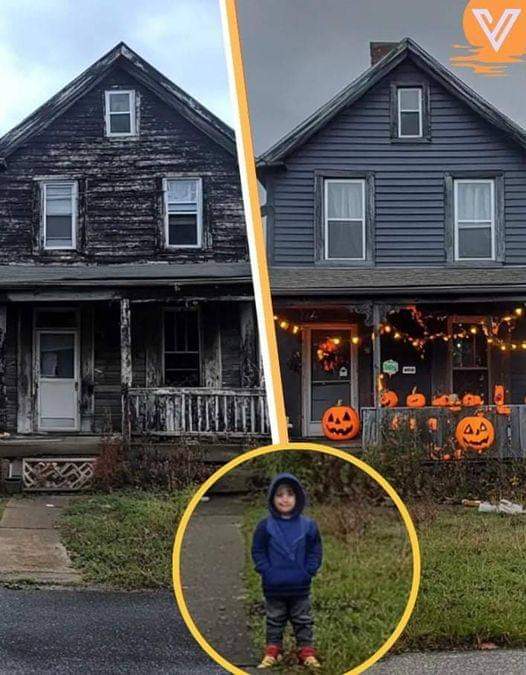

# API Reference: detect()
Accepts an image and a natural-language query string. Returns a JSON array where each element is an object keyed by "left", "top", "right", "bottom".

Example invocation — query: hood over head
[{"left": 267, "top": 472, "right": 306, "bottom": 518}]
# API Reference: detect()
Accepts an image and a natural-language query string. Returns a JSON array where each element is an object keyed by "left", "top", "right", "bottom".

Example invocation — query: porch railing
[
  {"left": 128, "top": 387, "right": 269, "bottom": 438},
  {"left": 362, "top": 405, "right": 526, "bottom": 459}
]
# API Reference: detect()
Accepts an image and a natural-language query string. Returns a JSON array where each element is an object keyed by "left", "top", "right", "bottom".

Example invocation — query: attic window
[
  {"left": 105, "top": 90, "right": 136, "bottom": 136},
  {"left": 397, "top": 87, "right": 422, "bottom": 138}
]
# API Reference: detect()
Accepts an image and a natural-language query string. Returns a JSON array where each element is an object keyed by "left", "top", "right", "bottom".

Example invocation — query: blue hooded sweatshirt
[{"left": 251, "top": 473, "right": 323, "bottom": 598}]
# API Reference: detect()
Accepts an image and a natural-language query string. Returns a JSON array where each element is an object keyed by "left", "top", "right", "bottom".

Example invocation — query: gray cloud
[
  {"left": 0, "top": 0, "right": 231, "bottom": 134},
  {"left": 237, "top": 0, "right": 526, "bottom": 153}
]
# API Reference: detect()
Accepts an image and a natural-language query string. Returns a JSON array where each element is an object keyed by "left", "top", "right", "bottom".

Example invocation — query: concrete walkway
[
  {"left": 371, "top": 649, "right": 526, "bottom": 674},
  {"left": 0, "top": 495, "right": 82, "bottom": 585},
  {"left": 180, "top": 494, "right": 257, "bottom": 670}
]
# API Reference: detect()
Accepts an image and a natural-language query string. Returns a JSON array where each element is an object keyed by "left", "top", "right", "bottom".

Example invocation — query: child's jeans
[{"left": 265, "top": 596, "right": 313, "bottom": 647}]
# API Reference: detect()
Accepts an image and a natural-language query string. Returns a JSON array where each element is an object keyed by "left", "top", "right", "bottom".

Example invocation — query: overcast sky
[
  {"left": 237, "top": 0, "right": 526, "bottom": 154},
  {"left": 0, "top": 0, "right": 231, "bottom": 135}
]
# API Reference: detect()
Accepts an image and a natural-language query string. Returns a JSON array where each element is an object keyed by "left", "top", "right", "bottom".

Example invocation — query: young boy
[{"left": 251, "top": 472, "right": 323, "bottom": 669}]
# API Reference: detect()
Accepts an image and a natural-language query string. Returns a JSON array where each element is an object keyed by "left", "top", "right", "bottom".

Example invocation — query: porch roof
[
  {"left": 0, "top": 262, "right": 251, "bottom": 288},
  {"left": 270, "top": 266, "right": 526, "bottom": 296}
]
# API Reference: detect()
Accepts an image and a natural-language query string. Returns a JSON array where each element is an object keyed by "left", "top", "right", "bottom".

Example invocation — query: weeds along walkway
[
  {"left": 180, "top": 494, "right": 257, "bottom": 669},
  {"left": 0, "top": 495, "right": 82, "bottom": 585}
]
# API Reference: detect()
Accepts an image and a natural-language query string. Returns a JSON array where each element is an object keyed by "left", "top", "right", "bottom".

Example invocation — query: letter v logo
[{"left": 472, "top": 8, "right": 522, "bottom": 52}]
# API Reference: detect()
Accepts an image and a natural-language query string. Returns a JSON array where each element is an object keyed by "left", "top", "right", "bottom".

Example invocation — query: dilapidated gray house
[
  {"left": 0, "top": 43, "right": 267, "bottom": 490},
  {"left": 259, "top": 38, "right": 526, "bottom": 456}
]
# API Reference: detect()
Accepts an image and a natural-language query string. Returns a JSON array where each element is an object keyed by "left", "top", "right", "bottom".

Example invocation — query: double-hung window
[
  {"left": 164, "top": 177, "right": 202, "bottom": 248},
  {"left": 163, "top": 309, "right": 200, "bottom": 386},
  {"left": 397, "top": 87, "right": 422, "bottom": 138},
  {"left": 105, "top": 90, "right": 136, "bottom": 136},
  {"left": 454, "top": 179, "right": 495, "bottom": 261},
  {"left": 324, "top": 179, "right": 365, "bottom": 260},
  {"left": 42, "top": 181, "right": 77, "bottom": 250}
]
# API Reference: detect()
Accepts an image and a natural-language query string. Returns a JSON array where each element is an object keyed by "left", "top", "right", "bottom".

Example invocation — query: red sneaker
[
  {"left": 298, "top": 646, "right": 321, "bottom": 669},
  {"left": 257, "top": 645, "right": 283, "bottom": 669}
]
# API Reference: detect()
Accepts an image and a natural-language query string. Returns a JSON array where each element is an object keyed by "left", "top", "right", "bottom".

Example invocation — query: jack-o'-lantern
[
  {"left": 321, "top": 401, "right": 360, "bottom": 441},
  {"left": 380, "top": 390, "right": 398, "bottom": 408},
  {"left": 462, "top": 393, "right": 483, "bottom": 407},
  {"left": 432, "top": 394, "right": 450, "bottom": 407},
  {"left": 497, "top": 405, "right": 511, "bottom": 415},
  {"left": 455, "top": 414, "right": 495, "bottom": 453},
  {"left": 406, "top": 387, "right": 426, "bottom": 408},
  {"left": 494, "top": 385, "right": 505, "bottom": 406},
  {"left": 427, "top": 417, "right": 438, "bottom": 432}
]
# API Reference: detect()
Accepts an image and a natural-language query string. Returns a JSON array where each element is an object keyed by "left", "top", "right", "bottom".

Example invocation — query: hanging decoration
[{"left": 315, "top": 337, "right": 346, "bottom": 372}]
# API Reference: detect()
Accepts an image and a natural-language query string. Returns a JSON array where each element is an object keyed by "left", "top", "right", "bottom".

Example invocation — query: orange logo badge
[{"left": 451, "top": 0, "right": 526, "bottom": 75}]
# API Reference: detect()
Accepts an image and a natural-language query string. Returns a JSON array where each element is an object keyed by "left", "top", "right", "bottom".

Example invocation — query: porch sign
[{"left": 382, "top": 359, "right": 399, "bottom": 375}]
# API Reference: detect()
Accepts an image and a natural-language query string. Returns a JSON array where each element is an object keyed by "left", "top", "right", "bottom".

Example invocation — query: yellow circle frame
[{"left": 172, "top": 442, "right": 421, "bottom": 675}]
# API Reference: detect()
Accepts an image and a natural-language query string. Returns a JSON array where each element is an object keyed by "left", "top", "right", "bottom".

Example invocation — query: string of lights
[{"left": 274, "top": 306, "right": 526, "bottom": 355}]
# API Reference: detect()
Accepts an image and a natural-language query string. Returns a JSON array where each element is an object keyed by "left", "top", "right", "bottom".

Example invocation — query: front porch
[{"left": 276, "top": 297, "right": 526, "bottom": 456}]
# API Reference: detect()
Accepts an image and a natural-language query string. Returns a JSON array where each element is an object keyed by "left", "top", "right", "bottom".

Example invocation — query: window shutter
[
  {"left": 156, "top": 176, "right": 165, "bottom": 250},
  {"left": 77, "top": 178, "right": 88, "bottom": 252},
  {"left": 31, "top": 181, "right": 42, "bottom": 254}
]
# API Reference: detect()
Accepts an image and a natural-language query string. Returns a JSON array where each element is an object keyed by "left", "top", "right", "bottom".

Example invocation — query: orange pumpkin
[
  {"left": 432, "top": 394, "right": 450, "bottom": 407},
  {"left": 380, "top": 390, "right": 398, "bottom": 408},
  {"left": 321, "top": 402, "right": 360, "bottom": 441},
  {"left": 462, "top": 393, "right": 483, "bottom": 407},
  {"left": 455, "top": 414, "right": 495, "bottom": 453},
  {"left": 497, "top": 405, "right": 511, "bottom": 415},
  {"left": 494, "top": 385, "right": 505, "bottom": 406},
  {"left": 406, "top": 387, "right": 426, "bottom": 408}
]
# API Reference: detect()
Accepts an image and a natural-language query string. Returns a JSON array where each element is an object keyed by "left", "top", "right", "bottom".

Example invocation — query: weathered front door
[
  {"left": 302, "top": 325, "right": 358, "bottom": 436},
  {"left": 36, "top": 329, "right": 79, "bottom": 431}
]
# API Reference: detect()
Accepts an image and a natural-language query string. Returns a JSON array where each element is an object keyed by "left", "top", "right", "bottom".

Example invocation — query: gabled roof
[
  {"left": 0, "top": 42, "right": 235, "bottom": 160},
  {"left": 257, "top": 37, "right": 526, "bottom": 168}
]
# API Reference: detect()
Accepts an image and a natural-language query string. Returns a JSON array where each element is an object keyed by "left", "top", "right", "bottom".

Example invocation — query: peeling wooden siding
[
  {"left": 269, "top": 60, "right": 526, "bottom": 266},
  {"left": 0, "top": 67, "right": 247, "bottom": 264}
]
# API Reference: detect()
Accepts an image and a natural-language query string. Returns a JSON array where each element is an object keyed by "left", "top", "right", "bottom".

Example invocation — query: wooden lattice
[{"left": 23, "top": 457, "right": 95, "bottom": 491}]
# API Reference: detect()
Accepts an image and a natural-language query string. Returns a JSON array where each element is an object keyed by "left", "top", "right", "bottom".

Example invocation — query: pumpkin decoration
[
  {"left": 380, "top": 390, "right": 398, "bottom": 408},
  {"left": 427, "top": 417, "right": 438, "bottom": 432},
  {"left": 494, "top": 385, "right": 505, "bottom": 406},
  {"left": 406, "top": 387, "right": 426, "bottom": 408},
  {"left": 462, "top": 393, "right": 483, "bottom": 407},
  {"left": 455, "top": 414, "right": 495, "bottom": 453},
  {"left": 321, "top": 401, "right": 360, "bottom": 441},
  {"left": 497, "top": 405, "right": 511, "bottom": 415},
  {"left": 432, "top": 394, "right": 450, "bottom": 407}
]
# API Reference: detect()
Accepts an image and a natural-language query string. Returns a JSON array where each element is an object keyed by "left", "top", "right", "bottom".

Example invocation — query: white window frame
[
  {"left": 162, "top": 306, "right": 202, "bottom": 387},
  {"left": 454, "top": 179, "right": 495, "bottom": 262},
  {"left": 397, "top": 87, "right": 423, "bottom": 138},
  {"left": 323, "top": 178, "right": 366, "bottom": 261},
  {"left": 105, "top": 90, "right": 136, "bottom": 137},
  {"left": 42, "top": 180, "right": 77, "bottom": 251},
  {"left": 163, "top": 177, "right": 203, "bottom": 249}
]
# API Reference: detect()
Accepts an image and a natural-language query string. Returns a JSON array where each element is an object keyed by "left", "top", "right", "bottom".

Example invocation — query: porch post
[
  {"left": 0, "top": 305, "right": 7, "bottom": 430},
  {"left": 239, "top": 301, "right": 259, "bottom": 387},
  {"left": 120, "top": 298, "right": 132, "bottom": 445},
  {"left": 372, "top": 303, "right": 382, "bottom": 407}
]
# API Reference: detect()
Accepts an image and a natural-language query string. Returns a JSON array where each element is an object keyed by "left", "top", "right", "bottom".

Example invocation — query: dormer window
[
  {"left": 397, "top": 87, "right": 422, "bottom": 138},
  {"left": 164, "top": 177, "right": 202, "bottom": 248},
  {"left": 42, "top": 181, "right": 77, "bottom": 250},
  {"left": 105, "top": 90, "right": 136, "bottom": 137}
]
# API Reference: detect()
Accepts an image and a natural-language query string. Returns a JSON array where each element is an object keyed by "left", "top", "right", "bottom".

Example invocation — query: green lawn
[
  {"left": 60, "top": 489, "right": 193, "bottom": 589},
  {"left": 243, "top": 503, "right": 526, "bottom": 673}
]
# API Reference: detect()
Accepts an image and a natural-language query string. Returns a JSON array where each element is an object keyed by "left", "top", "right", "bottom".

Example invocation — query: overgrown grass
[
  {"left": 243, "top": 503, "right": 412, "bottom": 673},
  {"left": 60, "top": 489, "right": 193, "bottom": 589},
  {"left": 244, "top": 502, "right": 526, "bottom": 672}
]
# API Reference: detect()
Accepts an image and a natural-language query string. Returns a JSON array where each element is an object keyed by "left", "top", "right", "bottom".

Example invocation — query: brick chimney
[{"left": 370, "top": 42, "right": 398, "bottom": 66}]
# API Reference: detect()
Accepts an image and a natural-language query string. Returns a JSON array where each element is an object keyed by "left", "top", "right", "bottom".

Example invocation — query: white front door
[
  {"left": 37, "top": 330, "right": 79, "bottom": 431},
  {"left": 302, "top": 325, "right": 359, "bottom": 436}
]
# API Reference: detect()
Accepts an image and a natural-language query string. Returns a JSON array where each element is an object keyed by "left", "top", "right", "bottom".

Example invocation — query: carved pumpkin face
[
  {"left": 380, "top": 390, "right": 398, "bottom": 408},
  {"left": 432, "top": 394, "right": 450, "bottom": 407},
  {"left": 494, "top": 385, "right": 505, "bottom": 406},
  {"left": 406, "top": 388, "right": 426, "bottom": 408},
  {"left": 462, "top": 393, "right": 483, "bottom": 407},
  {"left": 321, "top": 404, "right": 360, "bottom": 441},
  {"left": 455, "top": 415, "right": 495, "bottom": 452}
]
